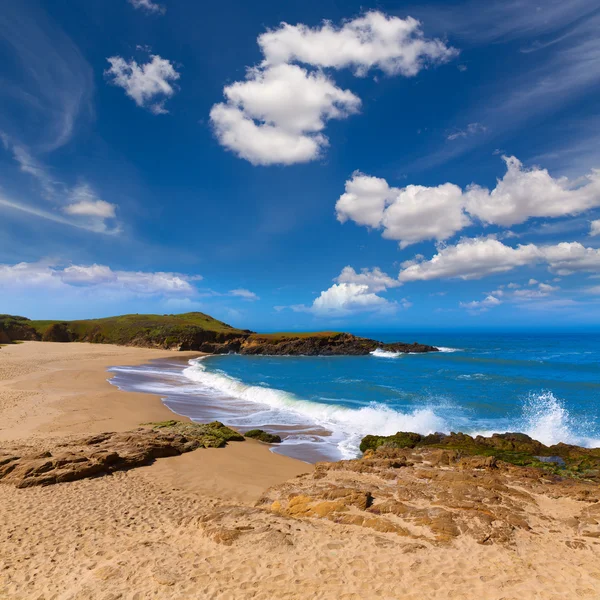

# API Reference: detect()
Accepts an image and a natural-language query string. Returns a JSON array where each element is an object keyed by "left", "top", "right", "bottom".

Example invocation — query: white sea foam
[
  {"left": 438, "top": 347, "right": 462, "bottom": 353},
  {"left": 475, "top": 390, "right": 600, "bottom": 448},
  {"left": 520, "top": 391, "right": 600, "bottom": 448},
  {"left": 183, "top": 358, "right": 448, "bottom": 457},
  {"left": 370, "top": 348, "right": 402, "bottom": 358}
]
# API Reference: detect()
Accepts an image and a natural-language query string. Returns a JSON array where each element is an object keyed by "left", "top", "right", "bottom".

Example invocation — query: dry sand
[{"left": 0, "top": 341, "right": 599, "bottom": 600}]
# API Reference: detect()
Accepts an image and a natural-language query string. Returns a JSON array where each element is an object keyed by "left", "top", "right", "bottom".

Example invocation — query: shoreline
[
  {"left": 0, "top": 341, "right": 312, "bottom": 499},
  {"left": 1, "top": 341, "right": 600, "bottom": 599}
]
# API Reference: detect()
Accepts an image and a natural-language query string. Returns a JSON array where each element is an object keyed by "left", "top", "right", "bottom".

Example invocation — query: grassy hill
[
  {"left": 1, "top": 312, "right": 250, "bottom": 350},
  {"left": 0, "top": 313, "right": 438, "bottom": 354}
]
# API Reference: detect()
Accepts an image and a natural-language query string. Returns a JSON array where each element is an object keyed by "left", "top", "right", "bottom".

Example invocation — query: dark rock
[{"left": 244, "top": 429, "right": 282, "bottom": 444}]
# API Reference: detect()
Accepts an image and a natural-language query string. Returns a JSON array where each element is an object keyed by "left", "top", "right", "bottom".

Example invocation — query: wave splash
[
  {"left": 519, "top": 391, "right": 599, "bottom": 448},
  {"left": 370, "top": 348, "right": 402, "bottom": 358}
]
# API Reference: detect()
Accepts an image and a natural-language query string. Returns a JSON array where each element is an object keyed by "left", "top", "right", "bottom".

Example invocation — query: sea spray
[{"left": 519, "top": 390, "right": 599, "bottom": 447}]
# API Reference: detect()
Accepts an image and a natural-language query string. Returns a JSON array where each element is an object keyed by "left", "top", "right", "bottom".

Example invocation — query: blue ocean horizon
[{"left": 109, "top": 330, "right": 600, "bottom": 463}]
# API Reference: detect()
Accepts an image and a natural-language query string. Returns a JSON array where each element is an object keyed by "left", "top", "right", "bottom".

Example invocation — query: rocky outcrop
[
  {"left": 237, "top": 333, "right": 438, "bottom": 356},
  {"left": 0, "top": 421, "right": 244, "bottom": 488},
  {"left": 256, "top": 442, "right": 600, "bottom": 547},
  {"left": 244, "top": 429, "right": 282, "bottom": 443},
  {"left": 358, "top": 431, "right": 600, "bottom": 480}
]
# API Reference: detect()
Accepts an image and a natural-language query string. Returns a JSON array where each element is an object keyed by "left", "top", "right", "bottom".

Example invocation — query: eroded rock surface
[
  {"left": 0, "top": 421, "right": 243, "bottom": 488},
  {"left": 255, "top": 446, "right": 600, "bottom": 546}
]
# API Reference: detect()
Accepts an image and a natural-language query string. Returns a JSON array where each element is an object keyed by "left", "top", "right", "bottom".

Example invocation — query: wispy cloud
[
  {"left": 0, "top": 3, "right": 93, "bottom": 152},
  {"left": 0, "top": 135, "right": 120, "bottom": 234}
]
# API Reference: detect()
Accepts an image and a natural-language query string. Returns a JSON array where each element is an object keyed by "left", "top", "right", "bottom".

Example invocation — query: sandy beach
[{"left": 1, "top": 342, "right": 599, "bottom": 600}]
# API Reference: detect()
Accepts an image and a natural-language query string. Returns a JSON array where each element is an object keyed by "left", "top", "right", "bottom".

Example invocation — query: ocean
[{"left": 108, "top": 331, "right": 600, "bottom": 462}]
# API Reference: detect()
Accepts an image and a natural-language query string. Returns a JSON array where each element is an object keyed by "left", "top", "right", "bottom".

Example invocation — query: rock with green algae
[
  {"left": 244, "top": 429, "right": 282, "bottom": 444},
  {"left": 145, "top": 420, "right": 245, "bottom": 447},
  {"left": 359, "top": 430, "right": 600, "bottom": 481}
]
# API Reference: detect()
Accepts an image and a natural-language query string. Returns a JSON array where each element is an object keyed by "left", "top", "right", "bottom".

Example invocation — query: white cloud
[
  {"left": 461, "top": 280, "right": 561, "bottom": 312},
  {"left": 336, "top": 172, "right": 472, "bottom": 247},
  {"left": 334, "top": 266, "right": 400, "bottom": 293},
  {"left": 447, "top": 122, "right": 487, "bottom": 141},
  {"left": 542, "top": 242, "right": 600, "bottom": 275},
  {"left": 0, "top": 4, "right": 93, "bottom": 152},
  {"left": 210, "top": 64, "right": 360, "bottom": 165},
  {"left": 229, "top": 288, "right": 259, "bottom": 301},
  {"left": 590, "top": 219, "right": 600, "bottom": 236},
  {"left": 211, "top": 11, "right": 455, "bottom": 165},
  {"left": 310, "top": 282, "right": 391, "bottom": 315},
  {"left": 465, "top": 156, "right": 600, "bottom": 227},
  {"left": 398, "top": 237, "right": 600, "bottom": 282},
  {"left": 399, "top": 238, "right": 541, "bottom": 282},
  {"left": 258, "top": 12, "right": 457, "bottom": 76},
  {"left": 0, "top": 261, "right": 200, "bottom": 296},
  {"left": 338, "top": 156, "right": 600, "bottom": 245},
  {"left": 0, "top": 138, "right": 119, "bottom": 234},
  {"left": 105, "top": 54, "right": 180, "bottom": 114},
  {"left": 64, "top": 184, "right": 116, "bottom": 218},
  {"left": 128, "top": 0, "right": 165, "bottom": 14},
  {"left": 460, "top": 294, "right": 502, "bottom": 311}
]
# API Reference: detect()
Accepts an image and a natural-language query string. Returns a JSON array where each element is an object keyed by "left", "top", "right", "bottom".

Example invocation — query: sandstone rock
[{"left": 0, "top": 421, "right": 244, "bottom": 488}]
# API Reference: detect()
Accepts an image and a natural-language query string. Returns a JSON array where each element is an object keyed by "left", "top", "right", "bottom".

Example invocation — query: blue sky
[{"left": 1, "top": 0, "right": 600, "bottom": 331}]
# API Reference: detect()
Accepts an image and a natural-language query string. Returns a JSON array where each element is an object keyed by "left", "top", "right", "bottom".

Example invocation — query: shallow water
[{"left": 108, "top": 331, "right": 600, "bottom": 462}]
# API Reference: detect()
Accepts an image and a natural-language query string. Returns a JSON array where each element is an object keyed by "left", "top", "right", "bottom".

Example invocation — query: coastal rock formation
[
  {"left": 0, "top": 421, "right": 244, "bottom": 488},
  {"left": 256, "top": 443, "right": 600, "bottom": 547},
  {"left": 237, "top": 333, "right": 437, "bottom": 356},
  {"left": 0, "top": 313, "right": 438, "bottom": 355},
  {"left": 359, "top": 431, "right": 600, "bottom": 480}
]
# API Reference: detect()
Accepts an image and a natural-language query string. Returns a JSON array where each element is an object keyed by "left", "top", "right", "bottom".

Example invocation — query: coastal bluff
[{"left": 0, "top": 312, "right": 438, "bottom": 355}]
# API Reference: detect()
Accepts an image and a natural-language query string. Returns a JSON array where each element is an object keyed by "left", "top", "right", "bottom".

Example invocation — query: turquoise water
[{"left": 109, "top": 332, "right": 600, "bottom": 462}]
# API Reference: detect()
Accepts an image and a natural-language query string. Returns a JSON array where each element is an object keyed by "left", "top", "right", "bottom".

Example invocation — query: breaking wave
[
  {"left": 183, "top": 358, "right": 448, "bottom": 458},
  {"left": 370, "top": 348, "right": 402, "bottom": 358}
]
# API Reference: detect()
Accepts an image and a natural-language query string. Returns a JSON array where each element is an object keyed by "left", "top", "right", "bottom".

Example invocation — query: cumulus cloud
[
  {"left": 398, "top": 238, "right": 600, "bottom": 282},
  {"left": 308, "top": 283, "right": 391, "bottom": 316},
  {"left": 128, "top": 0, "right": 165, "bottom": 14},
  {"left": 105, "top": 54, "right": 180, "bottom": 114},
  {"left": 336, "top": 171, "right": 471, "bottom": 247},
  {"left": 0, "top": 261, "right": 200, "bottom": 296},
  {"left": 334, "top": 266, "right": 400, "bottom": 293},
  {"left": 465, "top": 156, "right": 600, "bottom": 227},
  {"left": 210, "top": 64, "right": 360, "bottom": 165},
  {"left": 211, "top": 11, "right": 455, "bottom": 165},
  {"left": 590, "top": 219, "right": 600, "bottom": 236},
  {"left": 542, "top": 242, "right": 600, "bottom": 275},
  {"left": 338, "top": 156, "right": 600, "bottom": 246},
  {"left": 290, "top": 264, "right": 408, "bottom": 316},
  {"left": 258, "top": 12, "right": 457, "bottom": 76},
  {"left": 399, "top": 238, "right": 541, "bottom": 281},
  {"left": 229, "top": 288, "right": 259, "bottom": 301}
]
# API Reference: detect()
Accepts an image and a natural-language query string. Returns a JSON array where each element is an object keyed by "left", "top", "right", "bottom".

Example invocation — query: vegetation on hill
[{"left": 0, "top": 313, "right": 438, "bottom": 354}]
